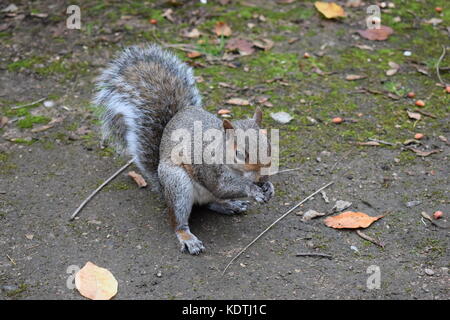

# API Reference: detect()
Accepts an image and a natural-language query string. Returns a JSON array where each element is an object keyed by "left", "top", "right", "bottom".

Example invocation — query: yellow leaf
[
  {"left": 75, "top": 262, "right": 118, "bottom": 300},
  {"left": 314, "top": 2, "right": 346, "bottom": 19}
]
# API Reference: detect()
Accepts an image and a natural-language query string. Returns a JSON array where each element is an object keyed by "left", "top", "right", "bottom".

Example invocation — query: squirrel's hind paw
[{"left": 176, "top": 229, "right": 205, "bottom": 255}]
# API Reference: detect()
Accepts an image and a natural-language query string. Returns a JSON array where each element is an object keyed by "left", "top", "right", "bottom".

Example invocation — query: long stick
[
  {"left": 222, "top": 181, "right": 334, "bottom": 275},
  {"left": 69, "top": 158, "right": 135, "bottom": 221}
]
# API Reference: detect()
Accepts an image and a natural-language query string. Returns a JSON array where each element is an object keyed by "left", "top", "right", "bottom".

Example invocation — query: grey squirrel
[{"left": 94, "top": 44, "right": 274, "bottom": 254}]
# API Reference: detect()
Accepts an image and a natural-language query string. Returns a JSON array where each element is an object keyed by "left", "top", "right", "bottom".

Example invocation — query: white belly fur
[{"left": 192, "top": 181, "right": 216, "bottom": 205}]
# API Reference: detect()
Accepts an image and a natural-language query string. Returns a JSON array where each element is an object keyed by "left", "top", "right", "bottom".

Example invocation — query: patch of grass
[
  {"left": 5, "top": 284, "right": 28, "bottom": 298},
  {"left": 17, "top": 115, "right": 50, "bottom": 129}
]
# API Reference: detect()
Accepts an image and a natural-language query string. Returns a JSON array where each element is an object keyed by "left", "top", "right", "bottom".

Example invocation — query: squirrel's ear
[
  {"left": 223, "top": 119, "right": 234, "bottom": 130},
  {"left": 253, "top": 107, "right": 262, "bottom": 126}
]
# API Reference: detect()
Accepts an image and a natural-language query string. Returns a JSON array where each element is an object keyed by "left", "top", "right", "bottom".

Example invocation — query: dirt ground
[{"left": 0, "top": 0, "right": 449, "bottom": 300}]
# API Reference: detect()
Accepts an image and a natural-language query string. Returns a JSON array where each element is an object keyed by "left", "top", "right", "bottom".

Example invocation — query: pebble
[
  {"left": 43, "top": 100, "right": 55, "bottom": 108},
  {"left": 424, "top": 268, "right": 434, "bottom": 276},
  {"left": 403, "top": 51, "right": 412, "bottom": 56},
  {"left": 156, "top": 271, "right": 162, "bottom": 278}
]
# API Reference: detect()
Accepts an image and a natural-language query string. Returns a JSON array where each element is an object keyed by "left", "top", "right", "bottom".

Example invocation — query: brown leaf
[
  {"left": 357, "top": 25, "right": 394, "bottom": 41},
  {"left": 324, "top": 211, "right": 384, "bottom": 229},
  {"left": 252, "top": 39, "right": 274, "bottom": 51},
  {"left": 407, "top": 110, "right": 421, "bottom": 121},
  {"left": 128, "top": 171, "right": 147, "bottom": 188},
  {"left": 214, "top": 21, "right": 232, "bottom": 37},
  {"left": 0, "top": 116, "right": 8, "bottom": 128},
  {"left": 218, "top": 109, "right": 231, "bottom": 115},
  {"left": 314, "top": 2, "right": 346, "bottom": 19},
  {"left": 356, "top": 141, "right": 381, "bottom": 146},
  {"left": 186, "top": 51, "right": 202, "bottom": 59},
  {"left": 226, "top": 38, "right": 254, "bottom": 56},
  {"left": 226, "top": 98, "right": 250, "bottom": 106},
  {"left": 345, "top": 74, "right": 366, "bottom": 81},
  {"left": 407, "top": 148, "right": 441, "bottom": 157},
  {"left": 75, "top": 262, "right": 118, "bottom": 300},
  {"left": 182, "top": 28, "right": 201, "bottom": 39},
  {"left": 162, "top": 9, "right": 175, "bottom": 22}
]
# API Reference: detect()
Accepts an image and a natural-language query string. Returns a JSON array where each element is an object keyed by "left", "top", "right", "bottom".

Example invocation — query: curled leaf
[{"left": 214, "top": 21, "right": 232, "bottom": 37}]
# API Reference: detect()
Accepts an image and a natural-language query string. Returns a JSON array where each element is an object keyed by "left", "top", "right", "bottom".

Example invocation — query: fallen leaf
[
  {"left": 357, "top": 25, "right": 393, "bottom": 41},
  {"left": 301, "top": 209, "right": 325, "bottom": 222},
  {"left": 128, "top": 171, "right": 147, "bottom": 188},
  {"left": 186, "top": 51, "right": 202, "bottom": 59},
  {"left": 314, "top": 2, "right": 346, "bottom": 19},
  {"left": 270, "top": 112, "right": 293, "bottom": 124},
  {"left": 214, "top": 21, "right": 232, "bottom": 37},
  {"left": 345, "top": 74, "right": 366, "bottom": 81},
  {"left": 356, "top": 141, "right": 381, "bottom": 146},
  {"left": 407, "top": 148, "right": 441, "bottom": 157},
  {"left": 332, "top": 200, "right": 352, "bottom": 213},
  {"left": 252, "top": 38, "right": 274, "bottom": 51},
  {"left": 75, "top": 262, "right": 118, "bottom": 300},
  {"left": 424, "top": 18, "right": 442, "bottom": 26},
  {"left": 218, "top": 109, "right": 231, "bottom": 115},
  {"left": 226, "top": 38, "right": 254, "bottom": 56},
  {"left": 0, "top": 116, "right": 8, "bottom": 128},
  {"left": 324, "top": 211, "right": 384, "bottom": 229},
  {"left": 25, "top": 233, "right": 34, "bottom": 240},
  {"left": 162, "top": 8, "right": 175, "bottom": 22},
  {"left": 226, "top": 98, "right": 250, "bottom": 106},
  {"left": 183, "top": 28, "right": 201, "bottom": 38},
  {"left": 354, "top": 44, "right": 374, "bottom": 51},
  {"left": 407, "top": 110, "right": 421, "bottom": 121}
]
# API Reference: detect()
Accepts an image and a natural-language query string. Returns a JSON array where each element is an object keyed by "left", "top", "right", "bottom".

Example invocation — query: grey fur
[{"left": 93, "top": 44, "right": 274, "bottom": 255}]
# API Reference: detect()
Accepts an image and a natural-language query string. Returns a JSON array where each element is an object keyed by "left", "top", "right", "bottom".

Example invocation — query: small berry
[
  {"left": 407, "top": 92, "right": 415, "bottom": 98},
  {"left": 149, "top": 19, "right": 158, "bottom": 24},
  {"left": 415, "top": 100, "right": 425, "bottom": 107},
  {"left": 332, "top": 117, "right": 343, "bottom": 124},
  {"left": 303, "top": 52, "right": 310, "bottom": 59},
  {"left": 414, "top": 133, "right": 424, "bottom": 140},
  {"left": 433, "top": 211, "right": 443, "bottom": 219},
  {"left": 445, "top": 86, "right": 450, "bottom": 93},
  {"left": 435, "top": 7, "right": 442, "bottom": 13}
]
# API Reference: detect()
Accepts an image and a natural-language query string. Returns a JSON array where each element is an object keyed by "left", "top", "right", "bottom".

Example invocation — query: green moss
[
  {"left": 5, "top": 284, "right": 28, "bottom": 298},
  {"left": 17, "top": 115, "right": 50, "bottom": 129}
]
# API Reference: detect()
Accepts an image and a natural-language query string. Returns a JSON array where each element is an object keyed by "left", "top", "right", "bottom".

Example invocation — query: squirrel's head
[{"left": 223, "top": 107, "right": 271, "bottom": 182}]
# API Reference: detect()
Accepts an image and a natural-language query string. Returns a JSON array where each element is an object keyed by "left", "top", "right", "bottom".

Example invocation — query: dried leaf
[
  {"left": 183, "top": 28, "right": 201, "bottom": 39},
  {"left": 214, "top": 21, "right": 232, "bottom": 37},
  {"left": 345, "top": 74, "right": 366, "bottom": 81},
  {"left": 356, "top": 141, "right": 381, "bottom": 146},
  {"left": 407, "top": 110, "right": 421, "bottom": 121},
  {"left": 357, "top": 25, "right": 393, "bottom": 41},
  {"left": 407, "top": 148, "right": 441, "bottom": 157},
  {"left": 324, "top": 211, "right": 384, "bottom": 229},
  {"left": 186, "top": 51, "right": 202, "bottom": 59},
  {"left": 75, "top": 262, "right": 118, "bottom": 300},
  {"left": 128, "top": 171, "right": 147, "bottom": 188},
  {"left": 301, "top": 209, "right": 325, "bottom": 222},
  {"left": 226, "top": 98, "right": 250, "bottom": 106},
  {"left": 218, "top": 109, "right": 231, "bottom": 115},
  {"left": 314, "top": 2, "right": 346, "bottom": 19},
  {"left": 270, "top": 112, "right": 293, "bottom": 124},
  {"left": 226, "top": 38, "right": 254, "bottom": 56},
  {"left": 0, "top": 116, "right": 8, "bottom": 128},
  {"left": 252, "top": 39, "right": 274, "bottom": 51},
  {"left": 386, "top": 68, "right": 398, "bottom": 76}
]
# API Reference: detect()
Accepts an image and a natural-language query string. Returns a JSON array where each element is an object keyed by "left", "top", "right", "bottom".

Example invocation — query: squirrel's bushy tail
[{"left": 94, "top": 44, "right": 202, "bottom": 189}]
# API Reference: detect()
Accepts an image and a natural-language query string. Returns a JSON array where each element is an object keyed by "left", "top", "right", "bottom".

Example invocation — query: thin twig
[
  {"left": 276, "top": 167, "right": 302, "bottom": 174},
  {"left": 6, "top": 254, "right": 16, "bottom": 266},
  {"left": 69, "top": 158, "right": 135, "bottom": 221},
  {"left": 11, "top": 97, "right": 45, "bottom": 110},
  {"left": 296, "top": 252, "right": 333, "bottom": 259},
  {"left": 356, "top": 230, "right": 385, "bottom": 248},
  {"left": 436, "top": 45, "right": 447, "bottom": 86},
  {"left": 222, "top": 181, "right": 334, "bottom": 275}
]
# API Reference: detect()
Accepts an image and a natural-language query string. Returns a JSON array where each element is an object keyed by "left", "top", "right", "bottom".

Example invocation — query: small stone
[
  {"left": 424, "top": 268, "right": 434, "bottom": 276},
  {"left": 156, "top": 271, "right": 162, "bottom": 277},
  {"left": 43, "top": 100, "right": 55, "bottom": 108},
  {"left": 403, "top": 50, "right": 411, "bottom": 56}
]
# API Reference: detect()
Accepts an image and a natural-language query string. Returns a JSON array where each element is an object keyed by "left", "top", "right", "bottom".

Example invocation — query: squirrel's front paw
[
  {"left": 250, "top": 182, "right": 274, "bottom": 203},
  {"left": 176, "top": 229, "right": 205, "bottom": 255},
  {"left": 259, "top": 181, "right": 275, "bottom": 202}
]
